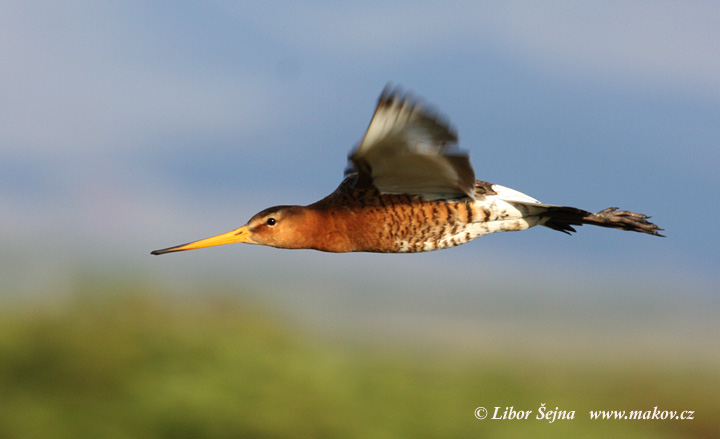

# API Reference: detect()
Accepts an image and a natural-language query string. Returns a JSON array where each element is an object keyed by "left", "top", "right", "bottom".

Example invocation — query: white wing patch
[{"left": 490, "top": 184, "right": 542, "bottom": 204}]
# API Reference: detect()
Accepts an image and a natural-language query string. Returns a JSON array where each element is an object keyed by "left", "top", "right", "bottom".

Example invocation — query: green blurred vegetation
[{"left": 0, "top": 279, "right": 717, "bottom": 439}]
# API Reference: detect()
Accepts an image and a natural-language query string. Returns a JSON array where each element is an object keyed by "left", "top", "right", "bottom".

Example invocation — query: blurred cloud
[
  {"left": 3, "top": 2, "right": 719, "bottom": 158},
  {"left": 486, "top": 2, "right": 720, "bottom": 96},
  {"left": 1, "top": 2, "right": 281, "bottom": 157},
  {"left": 0, "top": 2, "right": 718, "bottom": 323},
  {"left": 219, "top": 2, "right": 720, "bottom": 96}
]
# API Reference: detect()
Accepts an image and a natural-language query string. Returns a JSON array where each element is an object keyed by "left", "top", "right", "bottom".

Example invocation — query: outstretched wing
[{"left": 347, "top": 86, "right": 476, "bottom": 200}]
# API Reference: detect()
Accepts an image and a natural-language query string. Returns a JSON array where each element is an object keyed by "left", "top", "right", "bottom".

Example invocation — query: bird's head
[{"left": 151, "top": 205, "right": 314, "bottom": 255}]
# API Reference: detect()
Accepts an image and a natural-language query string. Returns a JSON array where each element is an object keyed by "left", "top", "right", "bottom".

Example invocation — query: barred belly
[{"left": 387, "top": 196, "right": 541, "bottom": 253}]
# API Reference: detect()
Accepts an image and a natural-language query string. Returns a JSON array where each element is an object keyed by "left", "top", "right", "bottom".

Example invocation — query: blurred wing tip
[
  {"left": 376, "top": 84, "right": 418, "bottom": 111},
  {"left": 379, "top": 82, "right": 401, "bottom": 100}
]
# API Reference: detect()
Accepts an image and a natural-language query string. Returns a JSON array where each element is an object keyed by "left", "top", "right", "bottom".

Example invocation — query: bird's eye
[{"left": 266, "top": 218, "right": 277, "bottom": 226}]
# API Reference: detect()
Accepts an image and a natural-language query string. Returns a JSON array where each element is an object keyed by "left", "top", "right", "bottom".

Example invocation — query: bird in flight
[{"left": 152, "top": 87, "right": 662, "bottom": 255}]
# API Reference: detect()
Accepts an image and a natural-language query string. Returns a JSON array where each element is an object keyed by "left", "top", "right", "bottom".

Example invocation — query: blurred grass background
[{"left": 1, "top": 275, "right": 716, "bottom": 439}]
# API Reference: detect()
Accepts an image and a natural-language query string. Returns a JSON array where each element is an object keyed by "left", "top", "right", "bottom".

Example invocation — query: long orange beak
[{"left": 151, "top": 225, "right": 253, "bottom": 255}]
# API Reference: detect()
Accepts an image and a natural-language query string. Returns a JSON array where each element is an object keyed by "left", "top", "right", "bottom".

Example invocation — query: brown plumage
[{"left": 152, "top": 87, "right": 663, "bottom": 255}]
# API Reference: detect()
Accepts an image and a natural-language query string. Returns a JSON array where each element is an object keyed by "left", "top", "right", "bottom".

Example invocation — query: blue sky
[{"left": 2, "top": 1, "right": 719, "bottom": 333}]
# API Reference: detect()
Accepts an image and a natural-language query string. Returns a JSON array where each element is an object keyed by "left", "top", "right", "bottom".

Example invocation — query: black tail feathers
[{"left": 543, "top": 206, "right": 664, "bottom": 237}]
